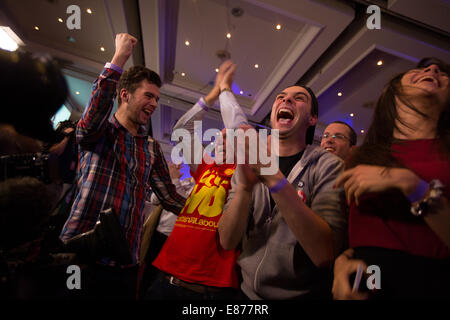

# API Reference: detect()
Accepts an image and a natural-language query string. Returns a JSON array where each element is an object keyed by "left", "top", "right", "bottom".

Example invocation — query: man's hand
[
  {"left": 167, "top": 161, "right": 182, "bottom": 180},
  {"left": 218, "top": 61, "right": 236, "bottom": 92},
  {"left": 111, "top": 33, "right": 138, "bottom": 69},
  {"left": 335, "top": 165, "right": 420, "bottom": 205},
  {"left": 204, "top": 60, "right": 236, "bottom": 105}
]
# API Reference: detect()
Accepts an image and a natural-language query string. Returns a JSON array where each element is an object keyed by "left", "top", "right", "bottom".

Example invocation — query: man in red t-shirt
[{"left": 146, "top": 60, "right": 247, "bottom": 299}]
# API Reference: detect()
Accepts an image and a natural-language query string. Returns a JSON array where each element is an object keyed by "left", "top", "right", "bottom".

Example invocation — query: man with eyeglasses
[{"left": 320, "top": 121, "right": 357, "bottom": 160}]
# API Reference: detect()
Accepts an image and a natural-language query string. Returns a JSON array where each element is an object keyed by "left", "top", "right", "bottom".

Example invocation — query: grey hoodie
[{"left": 224, "top": 145, "right": 347, "bottom": 299}]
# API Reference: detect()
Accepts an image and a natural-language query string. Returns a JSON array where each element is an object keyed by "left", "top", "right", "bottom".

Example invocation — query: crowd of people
[{"left": 0, "top": 32, "right": 448, "bottom": 300}]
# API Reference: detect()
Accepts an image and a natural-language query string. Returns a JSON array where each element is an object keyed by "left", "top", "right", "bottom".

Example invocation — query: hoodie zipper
[{"left": 251, "top": 146, "right": 319, "bottom": 294}]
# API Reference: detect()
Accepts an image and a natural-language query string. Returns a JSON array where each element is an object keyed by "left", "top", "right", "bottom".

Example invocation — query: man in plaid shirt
[{"left": 60, "top": 33, "right": 186, "bottom": 298}]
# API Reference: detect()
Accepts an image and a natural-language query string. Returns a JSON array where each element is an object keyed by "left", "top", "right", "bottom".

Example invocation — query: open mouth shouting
[
  {"left": 415, "top": 75, "right": 441, "bottom": 87},
  {"left": 276, "top": 108, "right": 295, "bottom": 126},
  {"left": 142, "top": 107, "right": 154, "bottom": 118}
]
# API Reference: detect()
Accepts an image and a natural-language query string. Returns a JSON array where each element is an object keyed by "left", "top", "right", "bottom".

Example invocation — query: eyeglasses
[{"left": 321, "top": 133, "right": 350, "bottom": 141}]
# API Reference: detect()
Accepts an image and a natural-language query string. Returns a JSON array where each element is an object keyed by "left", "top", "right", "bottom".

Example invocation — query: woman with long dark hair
[{"left": 332, "top": 58, "right": 450, "bottom": 299}]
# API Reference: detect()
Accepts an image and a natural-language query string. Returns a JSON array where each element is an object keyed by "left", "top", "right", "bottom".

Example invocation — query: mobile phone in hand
[{"left": 352, "top": 264, "right": 363, "bottom": 292}]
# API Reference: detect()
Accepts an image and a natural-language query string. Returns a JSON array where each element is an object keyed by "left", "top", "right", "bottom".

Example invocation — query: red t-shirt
[
  {"left": 152, "top": 161, "right": 239, "bottom": 288},
  {"left": 349, "top": 139, "right": 450, "bottom": 259}
]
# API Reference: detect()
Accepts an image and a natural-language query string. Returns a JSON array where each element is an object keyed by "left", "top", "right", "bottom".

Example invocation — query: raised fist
[{"left": 111, "top": 33, "right": 138, "bottom": 68}]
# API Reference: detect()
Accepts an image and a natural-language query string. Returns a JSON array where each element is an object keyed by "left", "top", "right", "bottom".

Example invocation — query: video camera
[
  {"left": 54, "top": 120, "right": 78, "bottom": 142},
  {"left": 0, "top": 152, "right": 59, "bottom": 184}
]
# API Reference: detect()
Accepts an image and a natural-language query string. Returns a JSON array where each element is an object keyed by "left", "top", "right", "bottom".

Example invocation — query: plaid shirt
[{"left": 60, "top": 67, "right": 186, "bottom": 266}]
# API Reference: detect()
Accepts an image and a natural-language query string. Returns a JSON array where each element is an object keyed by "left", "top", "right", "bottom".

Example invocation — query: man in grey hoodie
[{"left": 218, "top": 85, "right": 347, "bottom": 299}]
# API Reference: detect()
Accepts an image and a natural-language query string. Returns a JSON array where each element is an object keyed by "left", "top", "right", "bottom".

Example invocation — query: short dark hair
[
  {"left": 328, "top": 121, "right": 357, "bottom": 146},
  {"left": 117, "top": 65, "right": 161, "bottom": 105},
  {"left": 293, "top": 84, "right": 319, "bottom": 145}
]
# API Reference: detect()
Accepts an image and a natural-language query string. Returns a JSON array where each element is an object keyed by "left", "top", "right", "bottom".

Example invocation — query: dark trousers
[
  {"left": 82, "top": 264, "right": 138, "bottom": 299},
  {"left": 353, "top": 246, "right": 450, "bottom": 299},
  {"left": 145, "top": 271, "right": 239, "bottom": 300},
  {"left": 137, "top": 231, "right": 168, "bottom": 299}
]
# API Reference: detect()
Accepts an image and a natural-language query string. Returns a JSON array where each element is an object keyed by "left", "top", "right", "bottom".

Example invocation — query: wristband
[
  {"left": 408, "top": 179, "right": 429, "bottom": 203},
  {"left": 410, "top": 179, "right": 444, "bottom": 217},
  {"left": 197, "top": 97, "right": 209, "bottom": 111},
  {"left": 104, "top": 62, "right": 123, "bottom": 74},
  {"left": 220, "top": 87, "right": 233, "bottom": 94},
  {"left": 268, "top": 177, "right": 289, "bottom": 193}
]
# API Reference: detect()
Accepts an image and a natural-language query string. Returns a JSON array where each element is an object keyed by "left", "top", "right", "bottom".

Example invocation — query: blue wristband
[
  {"left": 408, "top": 179, "right": 429, "bottom": 203},
  {"left": 197, "top": 98, "right": 209, "bottom": 111},
  {"left": 104, "top": 62, "right": 123, "bottom": 74},
  {"left": 268, "top": 178, "right": 289, "bottom": 193}
]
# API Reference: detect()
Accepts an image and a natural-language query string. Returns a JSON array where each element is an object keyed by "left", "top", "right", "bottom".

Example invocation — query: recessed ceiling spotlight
[
  {"left": 86, "top": 8, "right": 93, "bottom": 14},
  {"left": 34, "top": 26, "right": 40, "bottom": 31},
  {"left": 240, "top": 90, "right": 244, "bottom": 94},
  {"left": 185, "top": 40, "right": 190, "bottom": 46},
  {"left": 58, "top": 18, "right": 63, "bottom": 23},
  {"left": 75, "top": 91, "right": 80, "bottom": 95},
  {"left": 226, "top": 33, "right": 231, "bottom": 39},
  {"left": 181, "top": 72, "right": 186, "bottom": 77},
  {"left": 100, "top": 46, "right": 105, "bottom": 52},
  {"left": 231, "top": 7, "right": 244, "bottom": 17},
  {"left": 350, "top": 113, "right": 354, "bottom": 117},
  {"left": 215, "top": 68, "right": 219, "bottom": 73},
  {"left": 338, "top": 92, "right": 343, "bottom": 97},
  {"left": 276, "top": 24, "right": 281, "bottom": 30},
  {"left": 254, "top": 64, "right": 259, "bottom": 69},
  {"left": 361, "top": 129, "right": 365, "bottom": 134},
  {"left": 377, "top": 60, "right": 383, "bottom": 66}
]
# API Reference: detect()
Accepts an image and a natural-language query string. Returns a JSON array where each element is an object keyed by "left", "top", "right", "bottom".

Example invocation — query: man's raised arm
[{"left": 77, "top": 33, "right": 137, "bottom": 145}]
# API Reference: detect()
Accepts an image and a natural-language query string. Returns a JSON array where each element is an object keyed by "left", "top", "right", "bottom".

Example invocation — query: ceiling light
[
  {"left": 254, "top": 64, "right": 259, "bottom": 69},
  {"left": 215, "top": 68, "right": 219, "bottom": 73},
  {"left": 276, "top": 24, "right": 281, "bottom": 30},
  {"left": 100, "top": 46, "right": 105, "bottom": 52},
  {"left": 240, "top": 90, "right": 244, "bottom": 95},
  {"left": 226, "top": 33, "right": 231, "bottom": 39},
  {"left": 75, "top": 91, "right": 80, "bottom": 95},
  {"left": 185, "top": 40, "right": 190, "bottom": 46},
  {"left": 350, "top": 113, "right": 354, "bottom": 117},
  {"left": 361, "top": 129, "right": 365, "bottom": 134},
  {"left": 86, "top": 8, "right": 93, "bottom": 14},
  {"left": 58, "top": 18, "right": 63, "bottom": 23},
  {"left": 0, "top": 27, "right": 24, "bottom": 52},
  {"left": 34, "top": 26, "right": 40, "bottom": 31},
  {"left": 181, "top": 72, "right": 186, "bottom": 77},
  {"left": 377, "top": 60, "right": 383, "bottom": 66},
  {"left": 337, "top": 92, "right": 343, "bottom": 97}
]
